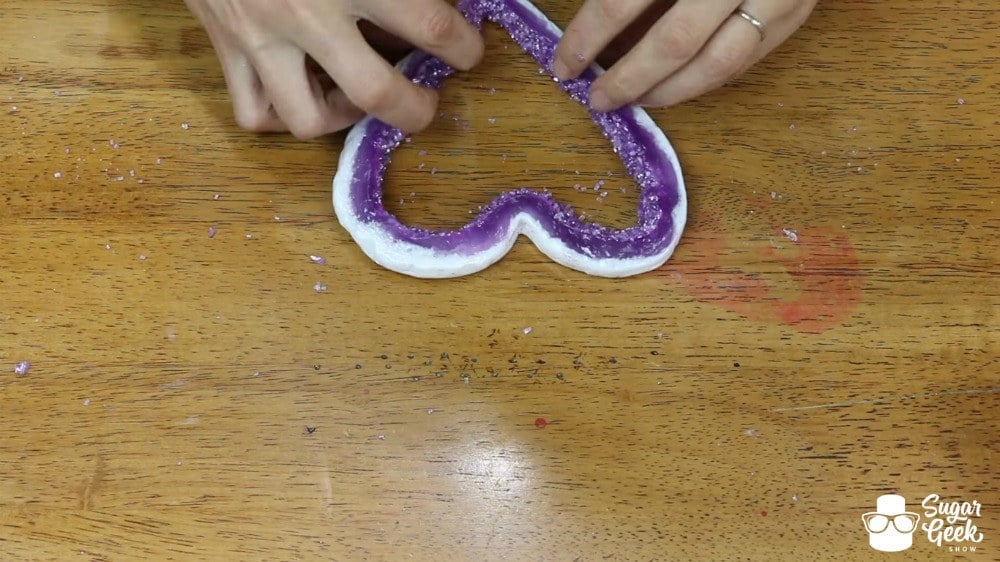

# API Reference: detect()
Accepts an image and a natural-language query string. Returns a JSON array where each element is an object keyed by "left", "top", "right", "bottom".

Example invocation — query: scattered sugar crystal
[
  {"left": 782, "top": 228, "right": 799, "bottom": 243},
  {"left": 180, "top": 122, "right": 190, "bottom": 130},
  {"left": 244, "top": 233, "right": 252, "bottom": 239},
  {"left": 213, "top": 194, "right": 220, "bottom": 200},
  {"left": 207, "top": 226, "right": 217, "bottom": 238},
  {"left": 418, "top": 149, "right": 428, "bottom": 157},
  {"left": 138, "top": 254, "right": 147, "bottom": 260},
  {"left": 156, "top": 158, "right": 163, "bottom": 165},
  {"left": 431, "top": 167, "right": 438, "bottom": 175},
  {"left": 488, "top": 117, "right": 497, "bottom": 124},
  {"left": 53, "top": 172, "right": 63, "bottom": 179},
  {"left": 957, "top": 98, "right": 966, "bottom": 105},
  {"left": 105, "top": 244, "right": 112, "bottom": 250},
  {"left": 13, "top": 361, "right": 30, "bottom": 376},
  {"left": 313, "top": 281, "right": 328, "bottom": 293},
  {"left": 309, "top": 255, "right": 327, "bottom": 265},
  {"left": 377, "top": 434, "right": 386, "bottom": 441},
  {"left": 488, "top": 87, "right": 496, "bottom": 95},
  {"left": 523, "top": 326, "right": 533, "bottom": 335},
  {"left": 129, "top": 169, "right": 136, "bottom": 177},
  {"left": 83, "top": 399, "right": 91, "bottom": 406},
  {"left": 788, "top": 123, "right": 796, "bottom": 130}
]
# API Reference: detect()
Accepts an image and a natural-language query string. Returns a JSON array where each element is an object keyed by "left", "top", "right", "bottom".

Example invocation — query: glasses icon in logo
[
  {"left": 862, "top": 512, "right": 920, "bottom": 534},
  {"left": 862, "top": 494, "right": 920, "bottom": 552}
]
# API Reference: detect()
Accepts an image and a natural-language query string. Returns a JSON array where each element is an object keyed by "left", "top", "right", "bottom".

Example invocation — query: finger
[
  {"left": 301, "top": 23, "right": 439, "bottom": 133},
  {"left": 589, "top": 0, "right": 742, "bottom": 112},
  {"left": 361, "top": 0, "right": 484, "bottom": 71},
  {"left": 303, "top": 54, "right": 371, "bottom": 132},
  {"left": 638, "top": 2, "right": 807, "bottom": 107},
  {"left": 553, "top": 0, "right": 653, "bottom": 81},
  {"left": 182, "top": 1, "right": 283, "bottom": 132},
  {"left": 253, "top": 45, "right": 362, "bottom": 139},
  {"left": 358, "top": 21, "right": 412, "bottom": 63},
  {"left": 637, "top": 16, "right": 761, "bottom": 108},
  {"left": 594, "top": 2, "right": 676, "bottom": 69},
  {"left": 214, "top": 39, "right": 285, "bottom": 133}
]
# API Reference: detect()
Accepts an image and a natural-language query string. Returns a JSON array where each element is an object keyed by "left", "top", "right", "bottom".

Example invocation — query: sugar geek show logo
[
  {"left": 862, "top": 493, "right": 984, "bottom": 553},
  {"left": 862, "top": 494, "right": 920, "bottom": 552}
]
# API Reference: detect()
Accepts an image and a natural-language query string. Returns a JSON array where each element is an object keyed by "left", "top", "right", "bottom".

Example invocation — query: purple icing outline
[{"left": 341, "top": 0, "right": 685, "bottom": 265}]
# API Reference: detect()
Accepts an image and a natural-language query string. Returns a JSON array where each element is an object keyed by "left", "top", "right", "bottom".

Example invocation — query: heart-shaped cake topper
[{"left": 333, "top": 0, "right": 686, "bottom": 278}]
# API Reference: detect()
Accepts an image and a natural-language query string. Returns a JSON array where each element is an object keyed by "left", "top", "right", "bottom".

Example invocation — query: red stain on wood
[
  {"left": 534, "top": 417, "right": 548, "bottom": 429},
  {"left": 667, "top": 213, "right": 863, "bottom": 333}
]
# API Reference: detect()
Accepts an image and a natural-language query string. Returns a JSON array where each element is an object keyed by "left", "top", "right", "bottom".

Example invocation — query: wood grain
[{"left": 1, "top": 1, "right": 997, "bottom": 560}]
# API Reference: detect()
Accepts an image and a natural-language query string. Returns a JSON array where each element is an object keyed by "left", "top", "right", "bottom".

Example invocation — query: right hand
[{"left": 184, "top": 0, "right": 485, "bottom": 138}]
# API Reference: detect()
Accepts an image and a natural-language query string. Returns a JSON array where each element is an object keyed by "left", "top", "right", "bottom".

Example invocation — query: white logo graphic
[
  {"left": 862, "top": 494, "right": 920, "bottom": 552},
  {"left": 921, "top": 494, "right": 983, "bottom": 551}
]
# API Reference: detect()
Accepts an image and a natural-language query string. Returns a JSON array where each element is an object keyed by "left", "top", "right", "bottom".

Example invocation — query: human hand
[
  {"left": 552, "top": 1, "right": 818, "bottom": 112},
  {"left": 184, "top": 0, "right": 484, "bottom": 138}
]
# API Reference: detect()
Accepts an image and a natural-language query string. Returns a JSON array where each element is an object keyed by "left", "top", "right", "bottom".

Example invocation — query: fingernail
[
  {"left": 553, "top": 57, "right": 570, "bottom": 81},
  {"left": 459, "top": 39, "right": 486, "bottom": 71},
  {"left": 590, "top": 89, "right": 612, "bottom": 112}
]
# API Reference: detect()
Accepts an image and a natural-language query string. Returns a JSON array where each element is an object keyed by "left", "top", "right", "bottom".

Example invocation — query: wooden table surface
[{"left": 2, "top": 1, "right": 997, "bottom": 560}]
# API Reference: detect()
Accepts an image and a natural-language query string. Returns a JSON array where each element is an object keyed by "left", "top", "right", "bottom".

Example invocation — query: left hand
[{"left": 553, "top": 0, "right": 818, "bottom": 112}]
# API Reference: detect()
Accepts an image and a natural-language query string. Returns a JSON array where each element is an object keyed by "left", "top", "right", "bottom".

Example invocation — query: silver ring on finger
[{"left": 736, "top": 9, "right": 766, "bottom": 42}]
